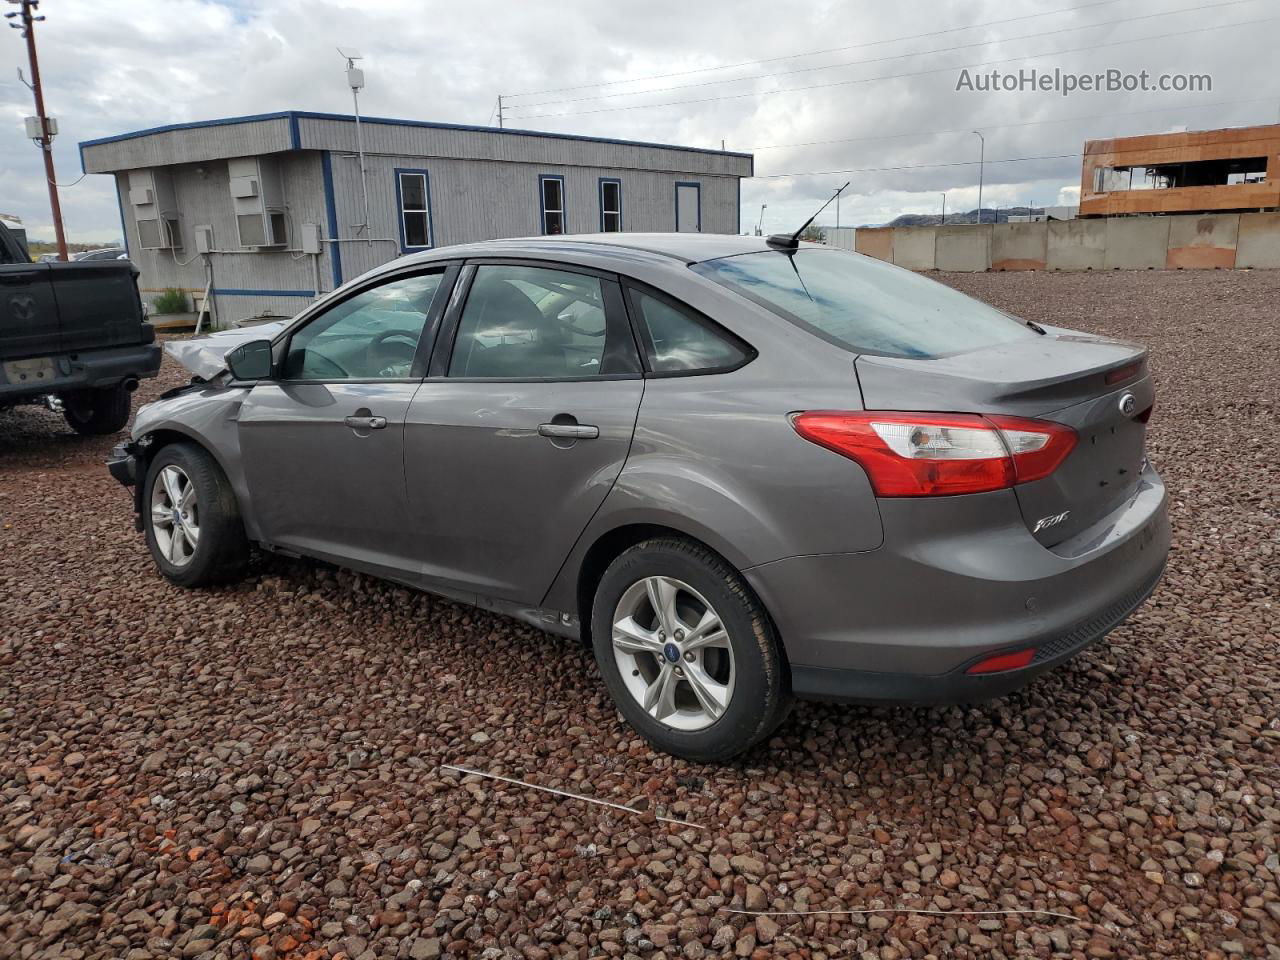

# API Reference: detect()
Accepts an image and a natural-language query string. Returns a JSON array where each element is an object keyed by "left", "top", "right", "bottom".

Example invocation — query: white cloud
[{"left": 1, "top": 0, "right": 1273, "bottom": 240}]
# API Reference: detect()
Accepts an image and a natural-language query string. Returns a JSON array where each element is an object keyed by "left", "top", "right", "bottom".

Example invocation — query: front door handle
[
  {"left": 344, "top": 415, "right": 387, "bottom": 430},
  {"left": 538, "top": 422, "right": 599, "bottom": 440}
]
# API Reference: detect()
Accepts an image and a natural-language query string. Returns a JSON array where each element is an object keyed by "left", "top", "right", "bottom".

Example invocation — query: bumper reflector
[{"left": 966, "top": 648, "right": 1035, "bottom": 674}]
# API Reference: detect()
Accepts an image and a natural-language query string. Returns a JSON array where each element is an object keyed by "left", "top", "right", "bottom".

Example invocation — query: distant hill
[{"left": 872, "top": 207, "right": 1043, "bottom": 228}]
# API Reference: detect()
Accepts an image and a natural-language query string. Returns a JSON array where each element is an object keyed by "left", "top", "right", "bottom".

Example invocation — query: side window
[
  {"left": 448, "top": 264, "right": 637, "bottom": 379},
  {"left": 397, "top": 170, "right": 433, "bottom": 250},
  {"left": 282, "top": 272, "right": 444, "bottom": 380},
  {"left": 540, "top": 175, "right": 565, "bottom": 235},
  {"left": 600, "top": 178, "right": 622, "bottom": 232},
  {"left": 628, "top": 288, "right": 751, "bottom": 374}
]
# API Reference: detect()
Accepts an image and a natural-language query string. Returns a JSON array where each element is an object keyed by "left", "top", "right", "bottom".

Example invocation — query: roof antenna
[{"left": 767, "top": 181, "right": 849, "bottom": 252}]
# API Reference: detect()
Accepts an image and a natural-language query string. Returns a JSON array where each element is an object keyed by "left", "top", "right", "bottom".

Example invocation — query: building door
[{"left": 676, "top": 182, "right": 701, "bottom": 232}]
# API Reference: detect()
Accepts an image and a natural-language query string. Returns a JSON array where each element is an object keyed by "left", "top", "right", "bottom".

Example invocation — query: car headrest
[{"left": 467, "top": 277, "right": 543, "bottom": 334}]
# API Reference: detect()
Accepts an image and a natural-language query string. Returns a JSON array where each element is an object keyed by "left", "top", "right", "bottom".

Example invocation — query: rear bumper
[
  {"left": 0, "top": 342, "right": 161, "bottom": 402},
  {"left": 745, "top": 463, "right": 1170, "bottom": 704}
]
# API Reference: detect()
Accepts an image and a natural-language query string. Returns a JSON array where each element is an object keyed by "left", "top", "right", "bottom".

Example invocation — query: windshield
[{"left": 693, "top": 248, "right": 1034, "bottom": 358}]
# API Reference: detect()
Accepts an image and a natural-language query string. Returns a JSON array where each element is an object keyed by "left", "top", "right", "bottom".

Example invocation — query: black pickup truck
[{"left": 1, "top": 221, "right": 160, "bottom": 434}]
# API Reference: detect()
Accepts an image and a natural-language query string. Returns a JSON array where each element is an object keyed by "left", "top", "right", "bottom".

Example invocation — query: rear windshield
[{"left": 693, "top": 248, "right": 1034, "bottom": 358}]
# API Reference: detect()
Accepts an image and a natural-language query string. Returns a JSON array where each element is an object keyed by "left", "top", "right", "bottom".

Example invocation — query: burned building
[{"left": 1079, "top": 123, "right": 1280, "bottom": 217}]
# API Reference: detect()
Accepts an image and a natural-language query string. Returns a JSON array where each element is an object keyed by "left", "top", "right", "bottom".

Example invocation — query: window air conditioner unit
[
  {"left": 228, "top": 157, "right": 287, "bottom": 248},
  {"left": 128, "top": 168, "right": 181, "bottom": 250}
]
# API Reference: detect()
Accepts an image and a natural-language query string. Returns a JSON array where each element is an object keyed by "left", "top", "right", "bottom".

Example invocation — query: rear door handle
[
  {"left": 538, "top": 422, "right": 599, "bottom": 440},
  {"left": 344, "top": 415, "right": 387, "bottom": 430}
]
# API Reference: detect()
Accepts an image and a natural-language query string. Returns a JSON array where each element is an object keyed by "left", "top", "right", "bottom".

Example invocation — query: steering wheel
[
  {"left": 299, "top": 351, "right": 348, "bottom": 379},
  {"left": 366, "top": 329, "right": 420, "bottom": 373}
]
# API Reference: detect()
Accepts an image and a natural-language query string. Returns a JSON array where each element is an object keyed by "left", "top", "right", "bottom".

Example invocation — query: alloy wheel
[
  {"left": 150, "top": 465, "right": 200, "bottom": 567},
  {"left": 611, "top": 575, "right": 735, "bottom": 731}
]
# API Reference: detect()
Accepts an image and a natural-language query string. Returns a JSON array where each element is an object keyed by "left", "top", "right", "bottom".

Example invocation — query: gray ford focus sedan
[{"left": 109, "top": 233, "right": 1169, "bottom": 761}]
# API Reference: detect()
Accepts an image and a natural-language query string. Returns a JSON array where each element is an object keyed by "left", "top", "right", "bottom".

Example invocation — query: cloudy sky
[{"left": 2, "top": 0, "right": 1276, "bottom": 242}]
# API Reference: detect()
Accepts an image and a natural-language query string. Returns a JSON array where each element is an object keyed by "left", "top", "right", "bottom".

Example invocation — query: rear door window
[
  {"left": 693, "top": 248, "right": 1034, "bottom": 358},
  {"left": 446, "top": 264, "right": 640, "bottom": 379}
]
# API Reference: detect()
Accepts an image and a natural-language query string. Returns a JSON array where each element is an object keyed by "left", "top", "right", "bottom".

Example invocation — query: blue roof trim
[
  {"left": 77, "top": 109, "right": 754, "bottom": 161},
  {"left": 320, "top": 151, "right": 343, "bottom": 290},
  {"left": 114, "top": 175, "right": 130, "bottom": 257}
]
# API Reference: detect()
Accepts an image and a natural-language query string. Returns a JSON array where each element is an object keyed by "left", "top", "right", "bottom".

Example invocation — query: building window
[
  {"left": 396, "top": 169, "right": 433, "bottom": 251},
  {"left": 599, "top": 178, "right": 622, "bottom": 232},
  {"left": 540, "top": 175, "right": 565, "bottom": 235}
]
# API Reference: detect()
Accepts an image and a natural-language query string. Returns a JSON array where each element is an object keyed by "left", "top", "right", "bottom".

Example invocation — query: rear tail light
[
  {"left": 966, "top": 648, "right": 1035, "bottom": 674},
  {"left": 791, "top": 411, "right": 1077, "bottom": 497},
  {"left": 1105, "top": 361, "right": 1143, "bottom": 386}
]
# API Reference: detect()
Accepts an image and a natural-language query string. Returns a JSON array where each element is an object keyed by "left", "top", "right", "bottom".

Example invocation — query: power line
[
  {"left": 510, "top": 0, "right": 1256, "bottom": 111},
  {"left": 744, "top": 95, "right": 1280, "bottom": 152},
  {"left": 505, "top": 15, "right": 1276, "bottom": 120},
  {"left": 755, "top": 132, "right": 1280, "bottom": 180},
  {"left": 503, "top": 0, "right": 1125, "bottom": 100}
]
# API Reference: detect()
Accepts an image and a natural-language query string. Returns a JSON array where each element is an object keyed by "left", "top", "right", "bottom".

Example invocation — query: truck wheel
[
  {"left": 143, "top": 442, "right": 250, "bottom": 587},
  {"left": 62, "top": 384, "right": 131, "bottom": 435},
  {"left": 590, "top": 538, "right": 792, "bottom": 762}
]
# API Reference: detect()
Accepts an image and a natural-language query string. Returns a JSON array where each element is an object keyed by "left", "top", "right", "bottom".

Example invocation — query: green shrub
[{"left": 152, "top": 288, "right": 189, "bottom": 315}]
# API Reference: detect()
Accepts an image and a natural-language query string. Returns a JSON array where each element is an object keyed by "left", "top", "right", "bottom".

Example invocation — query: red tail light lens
[
  {"left": 792, "top": 411, "right": 1077, "bottom": 497},
  {"left": 1104, "top": 361, "right": 1142, "bottom": 386},
  {"left": 966, "top": 648, "right": 1035, "bottom": 674}
]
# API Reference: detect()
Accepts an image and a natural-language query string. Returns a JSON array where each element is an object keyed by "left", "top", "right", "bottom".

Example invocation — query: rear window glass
[{"left": 693, "top": 248, "right": 1034, "bottom": 358}]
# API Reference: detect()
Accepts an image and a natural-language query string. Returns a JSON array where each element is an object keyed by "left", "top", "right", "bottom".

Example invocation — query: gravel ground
[{"left": 1, "top": 269, "right": 1276, "bottom": 960}]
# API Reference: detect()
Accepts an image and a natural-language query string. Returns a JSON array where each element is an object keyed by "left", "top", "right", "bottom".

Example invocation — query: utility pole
[
  {"left": 497, "top": 94, "right": 504, "bottom": 129},
  {"left": 756, "top": 203, "right": 767, "bottom": 236},
  {"left": 940, "top": 193, "right": 946, "bottom": 225},
  {"left": 338, "top": 48, "right": 369, "bottom": 236},
  {"left": 8, "top": 0, "right": 67, "bottom": 261},
  {"left": 972, "top": 130, "right": 985, "bottom": 225}
]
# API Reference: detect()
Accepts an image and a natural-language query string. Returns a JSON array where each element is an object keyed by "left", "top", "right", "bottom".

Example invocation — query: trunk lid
[{"left": 855, "top": 328, "right": 1152, "bottom": 547}]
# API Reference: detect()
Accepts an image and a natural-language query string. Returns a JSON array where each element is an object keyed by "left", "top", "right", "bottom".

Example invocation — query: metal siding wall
[
  {"left": 326, "top": 156, "right": 743, "bottom": 284},
  {"left": 296, "top": 116, "right": 752, "bottom": 177},
  {"left": 83, "top": 119, "right": 294, "bottom": 173},
  {"left": 127, "top": 154, "right": 328, "bottom": 323}
]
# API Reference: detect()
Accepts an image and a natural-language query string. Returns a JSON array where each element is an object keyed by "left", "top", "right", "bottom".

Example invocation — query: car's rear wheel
[
  {"left": 591, "top": 538, "right": 790, "bottom": 762},
  {"left": 143, "top": 442, "right": 249, "bottom": 587},
  {"left": 62, "top": 384, "right": 131, "bottom": 435}
]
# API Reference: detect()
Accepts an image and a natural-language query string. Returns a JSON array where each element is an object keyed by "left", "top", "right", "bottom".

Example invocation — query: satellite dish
[{"left": 337, "top": 47, "right": 363, "bottom": 60}]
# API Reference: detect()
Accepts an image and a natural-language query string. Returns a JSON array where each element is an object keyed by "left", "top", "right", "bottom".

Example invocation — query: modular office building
[{"left": 79, "top": 111, "right": 754, "bottom": 323}]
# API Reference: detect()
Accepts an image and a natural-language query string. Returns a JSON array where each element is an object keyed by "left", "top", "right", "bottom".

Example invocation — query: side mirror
[{"left": 226, "top": 339, "right": 274, "bottom": 381}]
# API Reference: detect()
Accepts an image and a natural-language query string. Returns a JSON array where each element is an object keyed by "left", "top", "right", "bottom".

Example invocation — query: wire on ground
[{"left": 440, "top": 763, "right": 707, "bottom": 830}]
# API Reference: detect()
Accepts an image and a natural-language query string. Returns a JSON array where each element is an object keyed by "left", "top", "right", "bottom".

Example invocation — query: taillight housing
[{"left": 792, "top": 411, "right": 1077, "bottom": 497}]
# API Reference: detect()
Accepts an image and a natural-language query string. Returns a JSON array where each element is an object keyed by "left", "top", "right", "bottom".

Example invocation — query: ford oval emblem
[{"left": 1118, "top": 392, "right": 1138, "bottom": 417}]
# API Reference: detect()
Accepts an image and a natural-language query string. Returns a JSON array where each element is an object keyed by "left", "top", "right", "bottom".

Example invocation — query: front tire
[
  {"left": 591, "top": 538, "right": 791, "bottom": 762},
  {"left": 62, "top": 384, "right": 131, "bottom": 435},
  {"left": 143, "top": 442, "right": 250, "bottom": 587}
]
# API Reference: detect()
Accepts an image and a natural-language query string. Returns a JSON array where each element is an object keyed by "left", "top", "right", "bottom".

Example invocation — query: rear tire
[
  {"left": 62, "top": 384, "right": 131, "bottom": 435},
  {"left": 143, "top": 442, "right": 250, "bottom": 587},
  {"left": 591, "top": 538, "right": 791, "bottom": 762}
]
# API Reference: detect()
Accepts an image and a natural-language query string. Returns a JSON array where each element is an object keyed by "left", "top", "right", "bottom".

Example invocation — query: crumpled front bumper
[{"left": 106, "top": 440, "right": 147, "bottom": 531}]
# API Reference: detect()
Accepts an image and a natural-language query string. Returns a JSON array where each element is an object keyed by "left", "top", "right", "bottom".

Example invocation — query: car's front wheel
[
  {"left": 591, "top": 538, "right": 791, "bottom": 762},
  {"left": 143, "top": 442, "right": 249, "bottom": 587}
]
